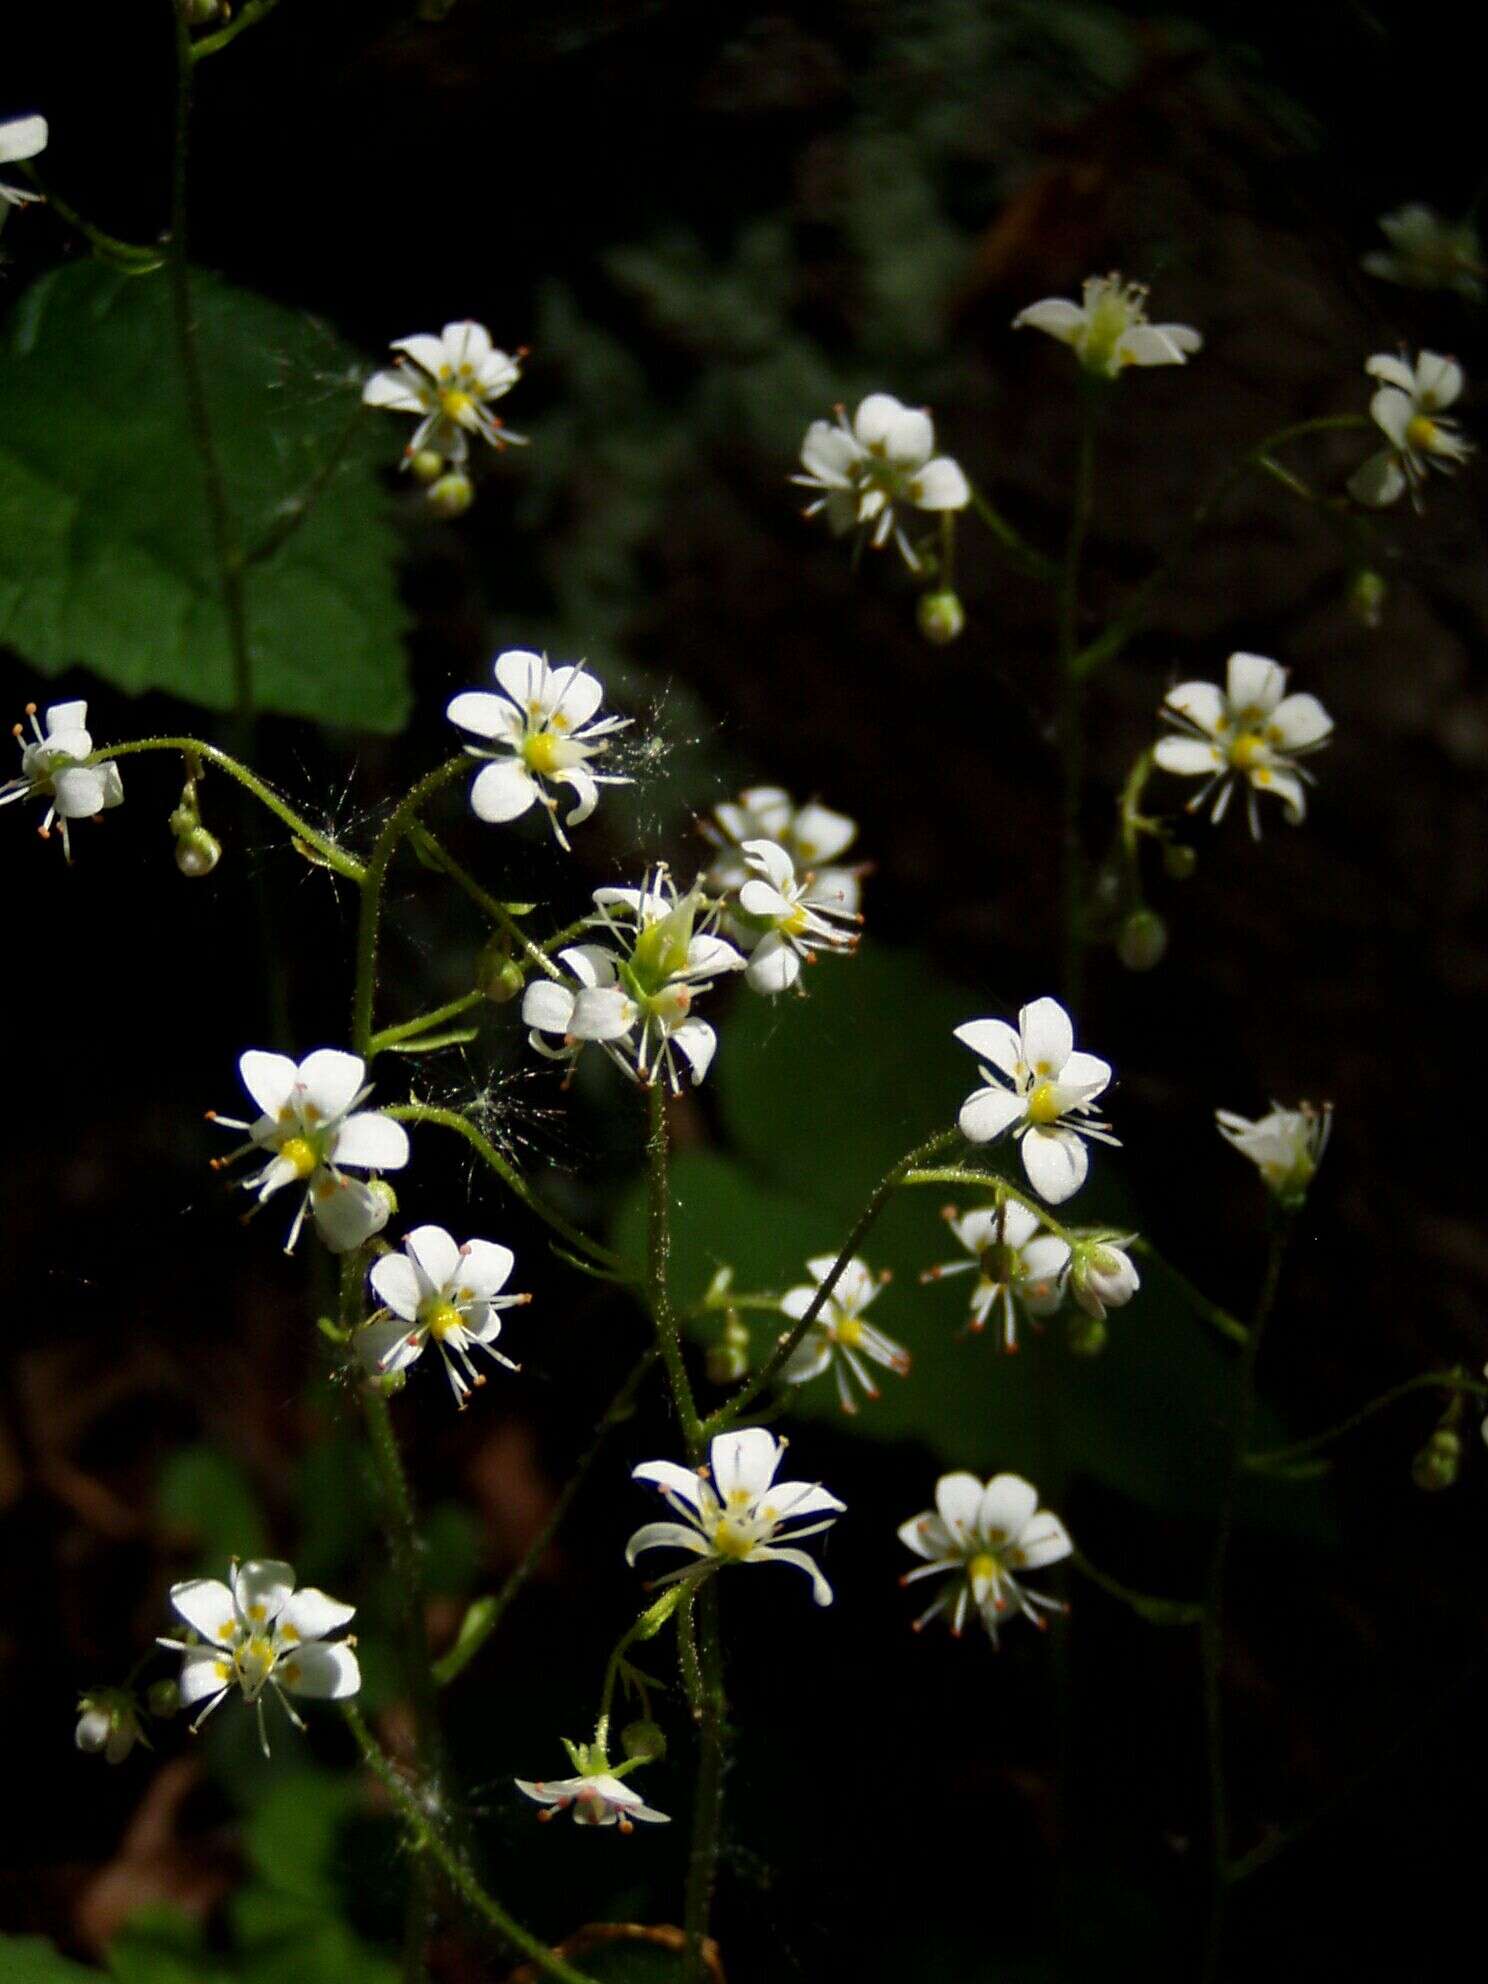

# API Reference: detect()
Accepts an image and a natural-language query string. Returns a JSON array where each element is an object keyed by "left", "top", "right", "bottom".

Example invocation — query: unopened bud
[
  {"left": 1348, "top": 567, "right": 1387, "bottom": 630},
  {"left": 478, "top": 939, "right": 525, "bottom": 1003},
  {"left": 1162, "top": 842, "right": 1197, "bottom": 881},
  {"left": 183, "top": 0, "right": 222, "bottom": 26},
  {"left": 146, "top": 1678, "right": 181, "bottom": 1719},
  {"left": 75, "top": 1690, "right": 144, "bottom": 1764},
  {"left": 1070, "top": 1239, "right": 1140, "bottom": 1321},
  {"left": 917, "top": 589, "right": 966, "bottom": 646},
  {"left": 1411, "top": 1427, "right": 1462, "bottom": 1492},
  {"left": 427, "top": 470, "right": 474, "bottom": 518},
  {"left": 621, "top": 1718, "right": 666, "bottom": 1765},
  {"left": 409, "top": 448, "right": 445, "bottom": 486},
  {"left": 1066, "top": 1312, "right": 1107, "bottom": 1357},
  {"left": 175, "top": 826, "right": 222, "bottom": 877},
  {"left": 706, "top": 1311, "right": 751, "bottom": 1385},
  {"left": 1117, "top": 908, "right": 1167, "bottom": 972}
]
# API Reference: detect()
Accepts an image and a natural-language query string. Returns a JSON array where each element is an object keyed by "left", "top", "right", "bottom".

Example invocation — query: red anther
[
  {"left": 537, "top": 1807, "right": 555, "bottom": 1823},
  {"left": 618, "top": 1815, "right": 634, "bottom": 1835},
  {"left": 878, "top": 1268, "right": 893, "bottom": 1283},
  {"left": 10, "top": 723, "right": 22, "bottom": 739},
  {"left": 24, "top": 702, "right": 36, "bottom": 716}
]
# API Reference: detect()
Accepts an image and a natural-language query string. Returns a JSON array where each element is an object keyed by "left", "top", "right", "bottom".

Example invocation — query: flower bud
[
  {"left": 183, "top": 0, "right": 222, "bottom": 26},
  {"left": 1069, "top": 1239, "right": 1140, "bottom": 1321},
  {"left": 706, "top": 1311, "right": 751, "bottom": 1385},
  {"left": 75, "top": 1690, "right": 144, "bottom": 1764},
  {"left": 1162, "top": 842, "right": 1197, "bottom": 881},
  {"left": 1116, "top": 907, "right": 1167, "bottom": 971},
  {"left": 175, "top": 826, "right": 222, "bottom": 877},
  {"left": 621, "top": 1718, "right": 667, "bottom": 1765},
  {"left": 367, "top": 1178, "right": 399, "bottom": 1222},
  {"left": 409, "top": 448, "right": 446, "bottom": 486},
  {"left": 1411, "top": 1427, "right": 1462, "bottom": 1492},
  {"left": 1066, "top": 1312, "right": 1107, "bottom": 1357},
  {"left": 917, "top": 589, "right": 966, "bottom": 646},
  {"left": 478, "top": 939, "right": 526, "bottom": 1004},
  {"left": 427, "top": 471, "right": 475, "bottom": 518},
  {"left": 1348, "top": 567, "right": 1387, "bottom": 630},
  {"left": 146, "top": 1678, "right": 181, "bottom": 1719}
]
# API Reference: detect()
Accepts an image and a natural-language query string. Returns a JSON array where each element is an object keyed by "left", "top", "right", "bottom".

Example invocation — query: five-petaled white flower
[
  {"left": 1154, "top": 651, "right": 1333, "bottom": 835},
  {"left": 1, "top": 701, "right": 123, "bottom": 860},
  {"left": 954, "top": 997, "right": 1117, "bottom": 1205},
  {"left": 362, "top": 320, "right": 525, "bottom": 463},
  {"left": 209, "top": 1048, "right": 409, "bottom": 1254},
  {"left": 627, "top": 1427, "right": 845, "bottom": 1607},
  {"left": 1013, "top": 274, "right": 1201, "bottom": 379},
  {"left": 447, "top": 649, "right": 631, "bottom": 850},
  {"left": 778, "top": 1254, "right": 909, "bottom": 1414},
  {"left": 1216, "top": 1101, "right": 1332, "bottom": 1208},
  {"left": 527, "top": 869, "right": 744, "bottom": 1090},
  {"left": 702, "top": 786, "right": 861, "bottom": 911},
  {"left": 516, "top": 1740, "right": 669, "bottom": 1832},
  {"left": 1363, "top": 206, "right": 1484, "bottom": 302},
  {"left": 731, "top": 838, "right": 860, "bottom": 995},
  {"left": 159, "top": 1559, "right": 360, "bottom": 1757},
  {"left": 920, "top": 1200, "right": 1069, "bottom": 1352},
  {"left": 1348, "top": 351, "right": 1472, "bottom": 511},
  {"left": 358, "top": 1223, "right": 529, "bottom": 1407},
  {"left": 0, "top": 113, "right": 47, "bottom": 210},
  {"left": 898, "top": 1471, "right": 1070, "bottom": 1645},
  {"left": 794, "top": 392, "right": 970, "bottom": 570}
]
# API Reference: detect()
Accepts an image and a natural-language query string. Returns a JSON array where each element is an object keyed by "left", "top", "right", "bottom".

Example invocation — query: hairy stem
[
  {"left": 1057, "top": 382, "right": 1098, "bottom": 1009},
  {"left": 370, "top": 990, "right": 485, "bottom": 1057},
  {"left": 646, "top": 1084, "right": 703, "bottom": 1454},
  {"left": 1245, "top": 1367, "right": 1488, "bottom": 1472},
  {"left": 683, "top": 1577, "right": 727, "bottom": 1983},
  {"left": 408, "top": 824, "right": 566, "bottom": 983},
  {"left": 352, "top": 757, "right": 470, "bottom": 1057}
]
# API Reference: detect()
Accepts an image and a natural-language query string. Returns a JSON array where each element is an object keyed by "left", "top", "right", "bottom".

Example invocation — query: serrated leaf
[{"left": 0, "top": 263, "right": 410, "bottom": 731}]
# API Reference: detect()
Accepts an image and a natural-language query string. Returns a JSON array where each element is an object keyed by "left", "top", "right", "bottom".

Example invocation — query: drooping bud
[
  {"left": 146, "top": 1678, "right": 181, "bottom": 1719},
  {"left": 917, "top": 589, "right": 966, "bottom": 646},
  {"left": 183, "top": 0, "right": 223, "bottom": 26},
  {"left": 75, "top": 1689, "right": 145, "bottom": 1764},
  {"left": 706, "top": 1310, "right": 751, "bottom": 1386},
  {"left": 478, "top": 937, "right": 526, "bottom": 1004},
  {"left": 1116, "top": 908, "right": 1167, "bottom": 971},
  {"left": 427, "top": 470, "right": 475, "bottom": 518},
  {"left": 408, "top": 448, "right": 446, "bottom": 485},
  {"left": 1066, "top": 1312, "right": 1107, "bottom": 1357},
  {"left": 621, "top": 1718, "right": 667, "bottom": 1765},
  {"left": 1348, "top": 567, "right": 1387, "bottom": 630},
  {"left": 1162, "top": 841, "right": 1197, "bottom": 881},
  {"left": 1411, "top": 1427, "right": 1462, "bottom": 1492},
  {"left": 1069, "top": 1238, "right": 1140, "bottom": 1321},
  {"left": 175, "top": 826, "right": 222, "bottom": 878}
]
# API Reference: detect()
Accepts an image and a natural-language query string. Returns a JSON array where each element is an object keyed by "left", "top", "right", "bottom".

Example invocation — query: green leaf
[
  {"left": 157, "top": 1443, "right": 268, "bottom": 1569},
  {"left": 0, "top": 1937, "right": 103, "bottom": 1984},
  {"left": 108, "top": 1909, "right": 233, "bottom": 1984},
  {"left": 243, "top": 1770, "right": 358, "bottom": 1908},
  {"left": 0, "top": 263, "right": 410, "bottom": 731}
]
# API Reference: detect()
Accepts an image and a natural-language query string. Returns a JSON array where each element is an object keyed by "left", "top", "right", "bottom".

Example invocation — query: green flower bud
[
  {"left": 1348, "top": 568, "right": 1387, "bottom": 631},
  {"left": 183, "top": 0, "right": 222, "bottom": 26},
  {"left": 75, "top": 1689, "right": 145, "bottom": 1763},
  {"left": 1117, "top": 908, "right": 1167, "bottom": 971},
  {"left": 1162, "top": 842, "right": 1197, "bottom": 881},
  {"left": 427, "top": 470, "right": 474, "bottom": 518},
  {"left": 1411, "top": 1427, "right": 1462, "bottom": 1492},
  {"left": 146, "top": 1678, "right": 181, "bottom": 1719},
  {"left": 1066, "top": 1312, "right": 1107, "bottom": 1357},
  {"left": 175, "top": 826, "right": 222, "bottom": 878},
  {"left": 367, "top": 1177, "right": 399, "bottom": 1221},
  {"left": 621, "top": 1718, "right": 667, "bottom": 1765},
  {"left": 409, "top": 448, "right": 446, "bottom": 486},
  {"left": 706, "top": 1311, "right": 750, "bottom": 1385},
  {"left": 478, "top": 940, "right": 526, "bottom": 1004},
  {"left": 917, "top": 589, "right": 966, "bottom": 646}
]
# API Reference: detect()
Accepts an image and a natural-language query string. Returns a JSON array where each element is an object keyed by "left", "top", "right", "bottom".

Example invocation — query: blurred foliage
[
  {"left": 0, "top": 264, "right": 409, "bottom": 731},
  {"left": 156, "top": 1446, "right": 268, "bottom": 1573}
]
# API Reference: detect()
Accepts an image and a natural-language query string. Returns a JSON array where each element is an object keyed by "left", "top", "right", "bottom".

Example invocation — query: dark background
[{"left": 3, "top": 3, "right": 1487, "bottom": 1979}]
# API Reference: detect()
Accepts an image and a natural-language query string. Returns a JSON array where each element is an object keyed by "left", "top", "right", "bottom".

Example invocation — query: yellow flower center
[
  {"left": 424, "top": 1301, "right": 464, "bottom": 1343},
  {"left": 835, "top": 1314, "right": 863, "bottom": 1349},
  {"left": 1406, "top": 414, "right": 1439, "bottom": 452},
  {"left": 523, "top": 730, "right": 567, "bottom": 777},
  {"left": 783, "top": 903, "right": 811, "bottom": 937},
  {"left": 968, "top": 1551, "right": 1000, "bottom": 1584},
  {"left": 712, "top": 1516, "right": 756, "bottom": 1560},
  {"left": 1026, "top": 1081, "right": 1062, "bottom": 1126},
  {"left": 1228, "top": 730, "right": 1267, "bottom": 771},
  {"left": 279, "top": 1136, "right": 318, "bottom": 1179},
  {"left": 440, "top": 387, "right": 475, "bottom": 421}
]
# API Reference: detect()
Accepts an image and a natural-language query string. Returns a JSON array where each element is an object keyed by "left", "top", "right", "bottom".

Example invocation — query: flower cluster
[
  {"left": 795, "top": 393, "right": 969, "bottom": 570},
  {"left": 1, "top": 701, "right": 123, "bottom": 861},
  {"left": 1349, "top": 351, "right": 1472, "bottom": 511},
  {"left": 1014, "top": 274, "right": 1201, "bottom": 378},
  {"left": 778, "top": 1255, "right": 910, "bottom": 1412},
  {"left": 898, "top": 1472, "right": 1071, "bottom": 1645},
  {"left": 955, "top": 996, "right": 1117, "bottom": 1204},
  {"left": 1154, "top": 652, "right": 1333, "bottom": 835}
]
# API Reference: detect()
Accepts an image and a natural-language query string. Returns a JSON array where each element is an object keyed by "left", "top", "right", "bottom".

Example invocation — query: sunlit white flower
[
  {"left": 1068, "top": 1236, "right": 1140, "bottom": 1321},
  {"left": 516, "top": 1740, "right": 669, "bottom": 1831},
  {"left": 702, "top": 786, "right": 861, "bottom": 911},
  {"left": 1216, "top": 1101, "right": 1332, "bottom": 1208},
  {"left": 1154, "top": 651, "right": 1332, "bottom": 836},
  {"left": 1349, "top": 350, "right": 1472, "bottom": 510},
  {"left": 955, "top": 997, "right": 1116, "bottom": 1205},
  {"left": 75, "top": 1689, "right": 146, "bottom": 1765},
  {"left": 447, "top": 649, "right": 631, "bottom": 850},
  {"left": 778, "top": 1254, "right": 909, "bottom": 1413},
  {"left": 0, "top": 114, "right": 47, "bottom": 210},
  {"left": 898, "top": 1471, "right": 1070, "bottom": 1645},
  {"left": 159, "top": 1559, "right": 359, "bottom": 1757},
  {"left": 920, "top": 1200, "right": 1068, "bottom": 1352},
  {"left": 362, "top": 320, "right": 525, "bottom": 463},
  {"left": 731, "top": 838, "right": 860, "bottom": 994},
  {"left": 358, "top": 1223, "right": 528, "bottom": 1407},
  {"left": 794, "top": 392, "right": 969, "bottom": 570},
  {"left": 627, "top": 1427, "right": 845, "bottom": 1606},
  {"left": 1363, "top": 205, "right": 1483, "bottom": 301},
  {"left": 1, "top": 701, "right": 123, "bottom": 861},
  {"left": 209, "top": 1048, "right": 409, "bottom": 1254},
  {"left": 1014, "top": 274, "right": 1201, "bottom": 379},
  {"left": 521, "top": 943, "right": 625, "bottom": 1078}
]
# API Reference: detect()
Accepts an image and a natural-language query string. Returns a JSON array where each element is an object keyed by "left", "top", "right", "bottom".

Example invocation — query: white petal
[
  {"left": 1017, "top": 996, "right": 1073, "bottom": 1075},
  {"left": 1013, "top": 298, "right": 1086, "bottom": 343},
  {"left": 739, "top": 878, "right": 795, "bottom": 920},
  {"left": 799, "top": 420, "right": 863, "bottom": 484},
  {"left": 780, "top": 1331, "right": 833, "bottom": 1383},
  {"left": 443, "top": 319, "right": 492, "bottom": 369},
  {"left": 632, "top": 1461, "right": 707, "bottom": 1510},
  {"left": 789, "top": 802, "right": 855, "bottom": 864},
  {"left": 897, "top": 1511, "right": 951, "bottom": 1560},
  {"left": 332, "top": 1112, "right": 409, "bottom": 1172},
  {"left": 1251, "top": 765, "right": 1307, "bottom": 822},
  {"left": 369, "top": 1250, "right": 422, "bottom": 1321},
  {"left": 1154, "top": 736, "right": 1224, "bottom": 777},
  {"left": 404, "top": 1224, "right": 462, "bottom": 1292},
  {"left": 470, "top": 759, "right": 536, "bottom": 823},
  {"left": 279, "top": 1640, "right": 360, "bottom": 1700},
  {"left": 953, "top": 1018, "right": 1023, "bottom": 1078},
  {"left": 1117, "top": 324, "right": 1190, "bottom": 367},
  {"left": 741, "top": 837, "right": 797, "bottom": 893},
  {"left": 362, "top": 370, "right": 426, "bottom": 413},
  {"left": 624, "top": 1520, "right": 711, "bottom": 1565},
  {"left": 1225, "top": 653, "right": 1287, "bottom": 716},
  {"left": 1058, "top": 1050, "right": 1111, "bottom": 1098},
  {"left": 493, "top": 649, "right": 553, "bottom": 709},
  {"left": 1015, "top": 1511, "right": 1073, "bottom": 1569},
  {"left": 745, "top": 932, "right": 802, "bottom": 995},
  {"left": 278, "top": 1587, "right": 355, "bottom": 1642},
  {"left": 312, "top": 1176, "right": 390, "bottom": 1252},
  {"left": 1347, "top": 449, "right": 1406, "bottom": 508},
  {"left": 568, "top": 986, "right": 637, "bottom": 1041},
  {"left": 1267, "top": 693, "right": 1332, "bottom": 750},
  {"left": 457, "top": 1238, "right": 515, "bottom": 1300},
  {"left": 239, "top": 1050, "right": 299, "bottom": 1120},
  {"left": 975, "top": 1473, "right": 1039, "bottom": 1543},
  {"left": 670, "top": 1017, "right": 717, "bottom": 1084},
  {"left": 754, "top": 1543, "right": 834, "bottom": 1605},
  {"left": 685, "top": 933, "right": 746, "bottom": 977},
  {"left": 390, "top": 333, "right": 451, "bottom": 376},
  {"left": 852, "top": 393, "right": 911, "bottom": 449},
  {"left": 169, "top": 1578, "right": 238, "bottom": 1647},
  {"left": 934, "top": 1471, "right": 984, "bottom": 1540},
  {"left": 1020, "top": 1126, "right": 1088, "bottom": 1204},
  {"left": 710, "top": 1427, "right": 782, "bottom": 1498},
  {"left": 959, "top": 1085, "right": 1025, "bottom": 1144},
  {"left": 542, "top": 665, "right": 605, "bottom": 731},
  {"left": 0, "top": 115, "right": 49, "bottom": 166},
  {"left": 50, "top": 766, "right": 106, "bottom": 817},
  {"left": 1162, "top": 679, "right": 1227, "bottom": 738},
  {"left": 447, "top": 690, "right": 522, "bottom": 742},
  {"left": 910, "top": 457, "right": 970, "bottom": 510},
  {"left": 559, "top": 943, "right": 618, "bottom": 988},
  {"left": 1364, "top": 352, "right": 1416, "bottom": 393},
  {"left": 297, "top": 1049, "right": 366, "bottom": 1125},
  {"left": 178, "top": 1648, "right": 232, "bottom": 1708},
  {"left": 233, "top": 1560, "right": 296, "bottom": 1627},
  {"left": 1415, "top": 350, "right": 1462, "bottom": 408},
  {"left": 522, "top": 981, "right": 576, "bottom": 1036},
  {"left": 357, "top": 1314, "right": 425, "bottom": 1373}
]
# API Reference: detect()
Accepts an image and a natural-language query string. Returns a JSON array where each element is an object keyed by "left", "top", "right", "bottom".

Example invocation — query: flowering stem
[
  {"left": 896, "top": 1162, "right": 1080, "bottom": 1250},
  {"left": 967, "top": 484, "right": 1058, "bottom": 581},
  {"left": 189, "top": 0, "right": 287, "bottom": 61},
  {"left": 646, "top": 1085, "right": 703, "bottom": 1455},
  {"left": 432, "top": 1349, "right": 659, "bottom": 1688},
  {"left": 1072, "top": 1549, "right": 1203, "bottom": 1626},
  {"left": 369, "top": 991, "right": 485, "bottom": 1057},
  {"left": 1128, "top": 1237, "right": 1249, "bottom": 1348},
  {"left": 704, "top": 1127, "right": 959, "bottom": 1435},
  {"left": 407, "top": 824, "right": 565, "bottom": 982},
  {"left": 17, "top": 165, "right": 163, "bottom": 272},
  {"left": 340, "top": 1703, "right": 601, "bottom": 1984},
  {"left": 1199, "top": 1208, "right": 1290, "bottom": 1984},
  {"left": 683, "top": 1577, "right": 727, "bottom": 1984},
  {"left": 1057, "top": 380, "right": 1098, "bottom": 1008},
  {"left": 387, "top": 1103, "right": 623, "bottom": 1274},
  {"left": 91, "top": 737, "right": 367, "bottom": 880},
  {"left": 1244, "top": 1367, "right": 1488, "bottom": 1473},
  {"left": 596, "top": 1579, "right": 693, "bottom": 1744}
]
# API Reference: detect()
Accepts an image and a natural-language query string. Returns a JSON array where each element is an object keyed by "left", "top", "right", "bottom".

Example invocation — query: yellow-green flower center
[
  {"left": 1406, "top": 413, "right": 1439, "bottom": 452},
  {"left": 1026, "top": 1081, "right": 1063, "bottom": 1126},
  {"left": 1228, "top": 730, "right": 1268, "bottom": 771},
  {"left": 279, "top": 1136, "right": 319, "bottom": 1179},
  {"left": 423, "top": 1301, "right": 464, "bottom": 1343}
]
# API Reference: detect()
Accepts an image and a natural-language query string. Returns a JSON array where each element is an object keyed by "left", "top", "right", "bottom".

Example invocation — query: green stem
[
  {"left": 408, "top": 824, "right": 564, "bottom": 982},
  {"left": 1072, "top": 1549, "right": 1203, "bottom": 1626},
  {"left": 647, "top": 1085, "right": 702, "bottom": 1455},
  {"left": 387, "top": 1102, "right": 622, "bottom": 1273},
  {"left": 433, "top": 1350, "right": 659, "bottom": 1688},
  {"left": 683, "top": 1577, "right": 727, "bottom": 1984},
  {"left": 1245, "top": 1368, "right": 1488, "bottom": 1472},
  {"left": 1118, "top": 746, "right": 1158, "bottom": 869},
  {"left": 897, "top": 1163, "right": 1080, "bottom": 1250},
  {"left": 370, "top": 990, "right": 484, "bottom": 1057},
  {"left": 1199, "top": 1211, "right": 1290, "bottom": 1984},
  {"left": 1129, "top": 1237, "right": 1249, "bottom": 1348},
  {"left": 18, "top": 166, "right": 163, "bottom": 271},
  {"left": 341, "top": 1703, "right": 601, "bottom": 1984},
  {"left": 1058, "top": 382, "right": 1098, "bottom": 1009},
  {"left": 706, "top": 1128, "right": 958, "bottom": 1435},
  {"left": 92, "top": 737, "right": 366, "bottom": 880},
  {"left": 351, "top": 758, "right": 469, "bottom": 1057},
  {"left": 967, "top": 485, "right": 1058, "bottom": 581},
  {"left": 595, "top": 1578, "right": 693, "bottom": 1744},
  {"left": 190, "top": 0, "right": 287, "bottom": 60}
]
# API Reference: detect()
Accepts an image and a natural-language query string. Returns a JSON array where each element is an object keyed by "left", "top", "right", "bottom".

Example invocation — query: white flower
[
  {"left": 778, "top": 1254, "right": 909, "bottom": 1413},
  {"left": 538, "top": 869, "right": 744, "bottom": 1091},
  {"left": 1, "top": 700, "right": 123, "bottom": 861},
  {"left": 898, "top": 1471, "right": 1070, "bottom": 1645},
  {"left": 794, "top": 392, "right": 970, "bottom": 571},
  {"left": 0, "top": 113, "right": 46, "bottom": 210},
  {"left": 516, "top": 1743, "right": 669, "bottom": 1831},
  {"left": 159, "top": 1559, "right": 360, "bottom": 1757},
  {"left": 358, "top": 1223, "right": 527, "bottom": 1407},
  {"left": 447, "top": 649, "right": 631, "bottom": 850},
  {"left": 1068, "top": 1237, "right": 1140, "bottom": 1321},
  {"left": 627, "top": 1426, "right": 845, "bottom": 1607},
  {"left": 1363, "top": 205, "right": 1484, "bottom": 301},
  {"left": 1349, "top": 350, "right": 1472, "bottom": 510},
  {"left": 1215, "top": 1101, "right": 1332, "bottom": 1208},
  {"left": 731, "top": 838, "right": 860, "bottom": 994},
  {"left": 1154, "top": 651, "right": 1333, "bottom": 836},
  {"left": 362, "top": 320, "right": 525, "bottom": 463},
  {"left": 702, "top": 786, "right": 860, "bottom": 909},
  {"left": 209, "top": 1048, "right": 409, "bottom": 1254},
  {"left": 920, "top": 1200, "right": 1068, "bottom": 1352},
  {"left": 954, "top": 997, "right": 1117, "bottom": 1205},
  {"left": 1013, "top": 274, "right": 1201, "bottom": 379},
  {"left": 75, "top": 1690, "right": 146, "bottom": 1765}
]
